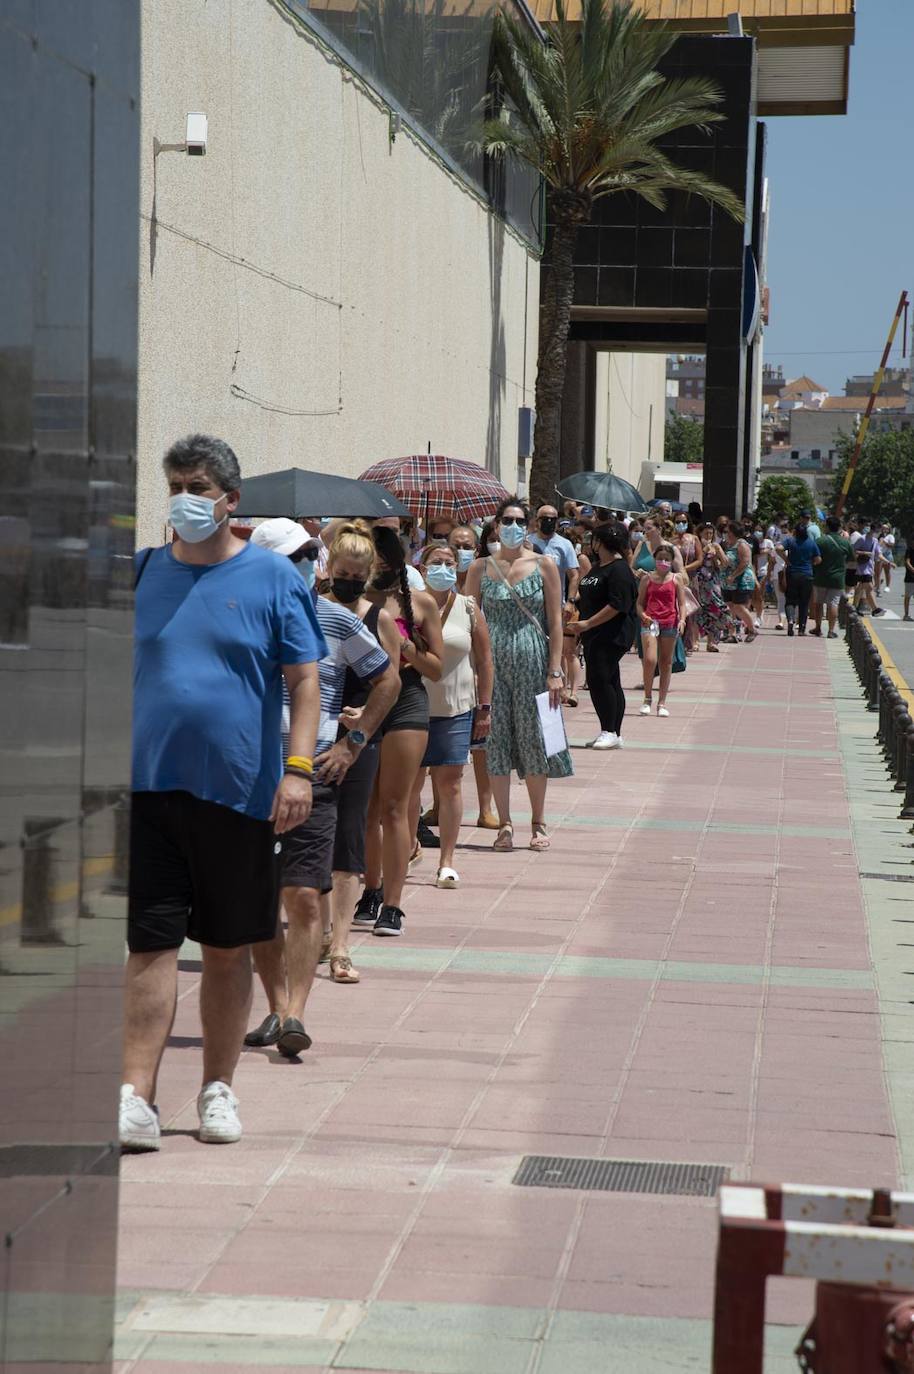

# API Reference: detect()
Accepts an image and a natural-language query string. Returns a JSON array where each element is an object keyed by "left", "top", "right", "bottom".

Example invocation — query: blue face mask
[
  {"left": 168, "top": 492, "right": 228, "bottom": 543},
  {"left": 499, "top": 521, "right": 526, "bottom": 549},
  {"left": 297, "top": 558, "right": 316, "bottom": 593},
  {"left": 455, "top": 548, "right": 475, "bottom": 571},
  {"left": 425, "top": 562, "right": 457, "bottom": 591}
]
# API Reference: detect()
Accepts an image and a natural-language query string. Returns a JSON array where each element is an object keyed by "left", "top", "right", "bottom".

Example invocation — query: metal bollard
[
  {"left": 896, "top": 707, "right": 912, "bottom": 788},
  {"left": 901, "top": 728, "right": 914, "bottom": 820},
  {"left": 867, "top": 647, "right": 882, "bottom": 711}
]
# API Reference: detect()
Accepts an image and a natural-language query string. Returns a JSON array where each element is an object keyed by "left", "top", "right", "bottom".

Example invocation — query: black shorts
[
  {"left": 382, "top": 668, "right": 429, "bottom": 734},
  {"left": 845, "top": 569, "right": 858, "bottom": 589},
  {"left": 857, "top": 573, "right": 873, "bottom": 585},
  {"left": 280, "top": 782, "right": 338, "bottom": 891},
  {"left": 724, "top": 589, "right": 751, "bottom": 606},
  {"left": 333, "top": 741, "right": 380, "bottom": 874},
  {"left": 128, "top": 791, "right": 280, "bottom": 953}
]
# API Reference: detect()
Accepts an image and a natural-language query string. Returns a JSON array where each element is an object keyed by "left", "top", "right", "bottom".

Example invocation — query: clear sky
[{"left": 762, "top": 0, "right": 913, "bottom": 395}]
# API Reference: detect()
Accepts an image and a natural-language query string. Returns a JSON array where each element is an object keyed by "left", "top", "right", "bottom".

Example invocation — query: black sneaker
[
  {"left": 353, "top": 887, "right": 383, "bottom": 925},
  {"left": 787, "top": 624, "right": 794, "bottom": 637},
  {"left": 373, "top": 905, "right": 404, "bottom": 937},
  {"left": 873, "top": 607, "right": 886, "bottom": 616},
  {"left": 416, "top": 819, "right": 440, "bottom": 850}
]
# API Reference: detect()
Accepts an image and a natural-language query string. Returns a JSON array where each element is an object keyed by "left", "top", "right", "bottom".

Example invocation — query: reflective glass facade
[
  {"left": 0, "top": 4, "right": 139, "bottom": 1370},
  {"left": 285, "top": 0, "right": 542, "bottom": 243}
]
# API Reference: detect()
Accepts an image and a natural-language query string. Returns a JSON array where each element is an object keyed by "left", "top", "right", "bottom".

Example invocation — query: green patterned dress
[{"left": 480, "top": 564, "right": 574, "bottom": 780}]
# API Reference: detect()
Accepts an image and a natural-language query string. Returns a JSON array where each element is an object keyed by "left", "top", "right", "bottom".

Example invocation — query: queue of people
[{"left": 121, "top": 433, "right": 897, "bottom": 1152}]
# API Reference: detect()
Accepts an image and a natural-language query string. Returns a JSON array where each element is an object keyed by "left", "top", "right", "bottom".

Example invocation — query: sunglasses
[
  {"left": 289, "top": 544, "right": 318, "bottom": 564},
  {"left": 500, "top": 516, "right": 528, "bottom": 527}
]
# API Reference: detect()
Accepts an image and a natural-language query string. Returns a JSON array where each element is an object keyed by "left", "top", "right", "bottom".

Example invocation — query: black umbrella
[
  {"left": 234, "top": 467, "right": 409, "bottom": 519},
  {"left": 555, "top": 471, "right": 647, "bottom": 515}
]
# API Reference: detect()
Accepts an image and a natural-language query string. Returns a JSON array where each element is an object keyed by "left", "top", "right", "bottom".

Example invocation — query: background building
[
  {"left": 137, "top": 0, "right": 541, "bottom": 545},
  {"left": 534, "top": 0, "right": 855, "bottom": 517},
  {"left": 0, "top": 6, "right": 140, "bottom": 1370}
]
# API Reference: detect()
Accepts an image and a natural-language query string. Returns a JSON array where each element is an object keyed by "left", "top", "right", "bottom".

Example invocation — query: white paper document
[{"left": 535, "top": 691, "right": 568, "bottom": 757}]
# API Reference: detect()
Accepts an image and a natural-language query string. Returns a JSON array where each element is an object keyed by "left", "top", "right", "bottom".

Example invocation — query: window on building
[
  {"left": 791, "top": 450, "right": 799, "bottom": 461},
  {"left": 811, "top": 449, "right": 821, "bottom": 462}
]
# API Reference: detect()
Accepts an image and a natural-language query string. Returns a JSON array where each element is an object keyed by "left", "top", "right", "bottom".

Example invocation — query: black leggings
[
  {"left": 785, "top": 572, "right": 813, "bottom": 630},
  {"left": 584, "top": 636, "right": 628, "bottom": 736}
]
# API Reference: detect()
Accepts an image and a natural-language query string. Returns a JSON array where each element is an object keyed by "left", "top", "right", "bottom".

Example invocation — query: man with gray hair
[{"left": 120, "top": 434, "right": 326, "bottom": 1151}]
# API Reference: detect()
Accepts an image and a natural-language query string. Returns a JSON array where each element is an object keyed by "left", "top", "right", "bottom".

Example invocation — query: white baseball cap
[{"left": 250, "top": 518, "right": 308, "bottom": 556}]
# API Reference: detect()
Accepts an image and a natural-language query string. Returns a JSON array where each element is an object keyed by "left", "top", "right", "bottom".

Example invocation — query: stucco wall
[
  {"left": 137, "top": 0, "right": 538, "bottom": 542},
  {"left": 592, "top": 353, "right": 667, "bottom": 486}
]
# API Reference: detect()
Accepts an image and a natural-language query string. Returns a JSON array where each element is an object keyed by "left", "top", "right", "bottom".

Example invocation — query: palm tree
[{"left": 481, "top": 0, "right": 745, "bottom": 508}]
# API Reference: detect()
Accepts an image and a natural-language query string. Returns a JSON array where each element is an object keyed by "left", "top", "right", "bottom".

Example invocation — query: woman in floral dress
[
  {"left": 692, "top": 523, "right": 732, "bottom": 652},
  {"left": 464, "top": 499, "right": 572, "bottom": 852}
]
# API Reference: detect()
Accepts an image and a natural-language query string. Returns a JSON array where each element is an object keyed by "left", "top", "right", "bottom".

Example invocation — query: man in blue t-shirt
[
  {"left": 121, "top": 435, "right": 326, "bottom": 1154},
  {"left": 530, "top": 503, "right": 580, "bottom": 608}
]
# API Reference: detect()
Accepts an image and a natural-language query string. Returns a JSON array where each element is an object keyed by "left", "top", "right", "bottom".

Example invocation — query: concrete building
[
  {"left": 845, "top": 366, "right": 910, "bottom": 398},
  {"left": 559, "top": 346, "right": 667, "bottom": 487},
  {"left": 138, "top": 0, "right": 541, "bottom": 544}
]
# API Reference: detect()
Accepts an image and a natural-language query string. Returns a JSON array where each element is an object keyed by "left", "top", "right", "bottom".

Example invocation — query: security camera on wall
[{"left": 185, "top": 112, "right": 207, "bottom": 156}]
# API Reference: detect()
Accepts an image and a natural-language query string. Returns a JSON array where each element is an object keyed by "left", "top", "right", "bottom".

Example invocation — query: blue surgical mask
[
  {"left": 168, "top": 492, "right": 227, "bottom": 543},
  {"left": 499, "top": 521, "right": 526, "bottom": 549},
  {"left": 425, "top": 563, "right": 457, "bottom": 591},
  {"left": 675, "top": 522, "right": 687, "bottom": 532},
  {"left": 456, "top": 548, "right": 475, "bottom": 571}
]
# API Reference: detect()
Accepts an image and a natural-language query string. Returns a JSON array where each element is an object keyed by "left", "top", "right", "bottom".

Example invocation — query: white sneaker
[
  {"left": 590, "top": 731, "right": 619, "bottom": 750},
  {"left": 436, "top": 867, "right": 460, "bottom": 888},
  {"left": 119, "top": 1083, "right": 160, "bottom": 1152},
  {"left": 754, "top": 617, "right": 762, "bottom": 629},
  {"left": 639, "top": 701, "right": 652, "bottom": 716},
  {"left": 197, "top": 1081, "right": 242, "bottom": 1144},
  {"left": 657, "top": 705, "right": 670, "bottom": 718}
]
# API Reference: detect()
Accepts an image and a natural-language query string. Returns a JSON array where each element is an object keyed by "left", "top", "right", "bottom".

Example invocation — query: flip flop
[
  {"left": 330, "top": 955, "right": 360, "bottom": 984},
  {"left": 493, "top": 824, "right": 514, "bottom": 852}
]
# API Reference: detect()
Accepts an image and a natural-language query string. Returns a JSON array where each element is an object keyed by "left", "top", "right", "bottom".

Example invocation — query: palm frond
[{"left": 483, "top": 0, "right": 745, "bottom": 225}]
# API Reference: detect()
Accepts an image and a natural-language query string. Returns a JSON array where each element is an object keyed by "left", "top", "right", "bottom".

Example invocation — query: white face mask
[{"left": 168, "top": 492, "right": 228, "bottom": 543}]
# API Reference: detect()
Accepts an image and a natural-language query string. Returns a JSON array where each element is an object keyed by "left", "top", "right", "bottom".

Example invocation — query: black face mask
[
  {"left": 331, "top": 577, "right": 366, "bottom": 604},
  {"left": 539, "top": 517, "right": 557, "bottom": 536},
  {"left": 372, "top": 568, "right": 399, "bottom": 590}
]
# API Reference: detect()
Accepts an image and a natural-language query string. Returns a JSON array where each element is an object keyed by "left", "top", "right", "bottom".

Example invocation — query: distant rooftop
[
  {"left": 529, "top": 0, "right": 855, "bottom": 116},
  {"left": 781, "top": 375, "right": 828, "bottom": 397}
]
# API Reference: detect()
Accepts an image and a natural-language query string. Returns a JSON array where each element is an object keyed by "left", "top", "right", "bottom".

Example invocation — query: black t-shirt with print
[{"left": 577, "top": 559, "right": 639, "bottom": 649}]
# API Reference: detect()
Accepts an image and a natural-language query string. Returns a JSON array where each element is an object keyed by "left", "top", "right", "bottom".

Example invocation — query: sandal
[
  {"left": 408, "top": 840, "right": 422, "bottom": 868},
  {"left": 565, "top": 694, "right": 578, "bottom": 708},
  {"left": 318, "top": 937, "right": 332, "bottom": 965},
  {"left": 493, "top": 823, "right": 514, "bottom": 852},
  {"left": 329, "top": 955, "right": 360, "bottom": 984},
  {"left": 529, "top": 823, "right": 550, "bottom": 851},
  {"left": 475, "top": 812, "right": 501, "bottom": 830}
]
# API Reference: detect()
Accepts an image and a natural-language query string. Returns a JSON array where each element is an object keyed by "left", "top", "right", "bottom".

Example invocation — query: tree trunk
[{"left": 530, "top": 210, "right": 582, "bottom": 511}]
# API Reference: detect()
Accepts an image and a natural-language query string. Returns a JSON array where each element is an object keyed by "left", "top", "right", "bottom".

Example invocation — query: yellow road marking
[
  {"left": 0, "top": 855, "right": 115, "bottom": 930},
  {"left": 865, "top": 622, "right": 914, "bottom": 714}
]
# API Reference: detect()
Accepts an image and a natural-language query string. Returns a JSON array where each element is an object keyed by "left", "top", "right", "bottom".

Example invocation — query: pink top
[{"left": 644, "top": 577, "right": 679, "bottom": 628}]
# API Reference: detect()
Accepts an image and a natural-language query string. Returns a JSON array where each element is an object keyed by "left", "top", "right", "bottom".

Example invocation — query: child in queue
[{"left": 636, "top": 542, "right": 686, "bottom": 718}]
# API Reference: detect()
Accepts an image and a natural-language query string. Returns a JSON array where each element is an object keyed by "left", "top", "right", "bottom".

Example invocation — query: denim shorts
[
  {"left": 641, "top": 625, "right": 678, "bottom": 640},
  {"left": 422, "top": 709, "right": 473, "bottom": 768}
]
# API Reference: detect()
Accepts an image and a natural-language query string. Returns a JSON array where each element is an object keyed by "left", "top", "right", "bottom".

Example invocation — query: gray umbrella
[
  {"left": 555, "top": 471, "right": 647, "bottom": 515},
  {"left": 234, "top": 467, "right": 409, "bottom": 519}
]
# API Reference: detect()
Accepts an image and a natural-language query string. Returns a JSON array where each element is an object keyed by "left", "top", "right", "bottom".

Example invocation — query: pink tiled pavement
[{"left": 118, "top": 626, "right": 898, "bottom": 1341}]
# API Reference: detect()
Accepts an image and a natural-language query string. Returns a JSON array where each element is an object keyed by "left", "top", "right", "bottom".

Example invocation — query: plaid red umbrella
[{"left": 358, "top": 455, "right": 512, "bottom": 525}]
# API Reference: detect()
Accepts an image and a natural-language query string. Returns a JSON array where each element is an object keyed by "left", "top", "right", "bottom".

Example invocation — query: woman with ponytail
[{"left": 353, "top": 524, "right": 443, "bottom": 937}]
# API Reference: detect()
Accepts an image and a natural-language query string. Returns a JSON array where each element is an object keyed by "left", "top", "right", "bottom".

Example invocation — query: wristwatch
[
  {"left": 347, "top": 729, "right": 367, "bottom": 748},
  {"left": 476, "top": 703, "right": 491, "bottom": 713},
  {"left": 548, "top": 670, "right": 563, "bottom": 680}
]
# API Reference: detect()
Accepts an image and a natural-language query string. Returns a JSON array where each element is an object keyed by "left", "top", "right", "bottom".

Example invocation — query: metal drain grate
[
  {"left": 860, "top": 872, "right": 914, "bottom": 883},
  {"left": 513, "top": 1155, "right": 729, "bottom": 1197}
]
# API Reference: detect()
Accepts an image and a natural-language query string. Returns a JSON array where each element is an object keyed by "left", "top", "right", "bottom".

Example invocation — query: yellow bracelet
[{"left": 286, "top": 756, "right": 313, "bottom": 771}]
